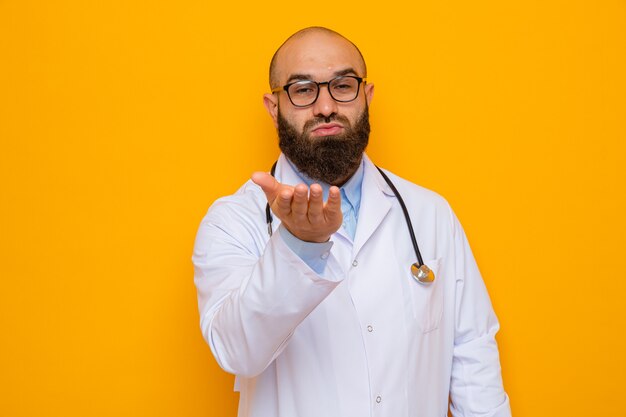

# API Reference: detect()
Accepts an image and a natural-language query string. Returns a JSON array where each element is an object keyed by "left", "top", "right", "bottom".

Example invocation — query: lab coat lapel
[{"left": 352, "top": 155, "right": 394, "bottom": 257}]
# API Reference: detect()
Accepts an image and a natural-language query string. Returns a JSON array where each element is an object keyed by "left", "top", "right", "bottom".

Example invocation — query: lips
[{"left": 310, "top": 123, "right": 344, "bottom": 137}]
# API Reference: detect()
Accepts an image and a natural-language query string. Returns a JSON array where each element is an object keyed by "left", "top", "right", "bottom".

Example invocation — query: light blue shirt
[{"left": 279, "top": 158, "right": 365, "bottom": 273}]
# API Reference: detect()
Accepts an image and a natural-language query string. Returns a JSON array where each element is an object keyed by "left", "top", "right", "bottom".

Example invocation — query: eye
[
  {"left": 330, "top": 77, "right": 357, "bottom": 94},
  {"left": 290, "top": 82, "right": 317, "bottom": 96},
  {"left": 333, "top": 83, "right": 353, "bottom": 91}
]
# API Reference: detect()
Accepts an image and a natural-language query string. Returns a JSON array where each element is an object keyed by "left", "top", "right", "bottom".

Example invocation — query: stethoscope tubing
[
  {"left": 264, "top": 161, "right": 428, "bottom": 272},
  {"left": 375, "top": 167, "right": 426, "bottom": 268}
]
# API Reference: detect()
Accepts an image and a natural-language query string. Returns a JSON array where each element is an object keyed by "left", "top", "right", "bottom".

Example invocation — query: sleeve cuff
[{"left": 278, "top": 225, "right": 334, "bottom": 274}]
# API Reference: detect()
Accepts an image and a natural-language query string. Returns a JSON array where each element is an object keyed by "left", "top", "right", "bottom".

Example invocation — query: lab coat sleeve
[
  {"left": 192, "top": 196, "right": 344, "bottom": 378},
  {"left": 449, "top": 211, "right": 512, "bottom": 417}
]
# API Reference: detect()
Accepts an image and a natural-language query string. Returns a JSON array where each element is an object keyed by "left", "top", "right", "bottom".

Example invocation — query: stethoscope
[{"left": 265, "top": 161, "right": 435, "bottom": 284}]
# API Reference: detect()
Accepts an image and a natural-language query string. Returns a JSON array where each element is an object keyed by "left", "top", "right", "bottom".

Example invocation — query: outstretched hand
[{"left": 251, "top": 172, "right": 343, "bottom": 243}]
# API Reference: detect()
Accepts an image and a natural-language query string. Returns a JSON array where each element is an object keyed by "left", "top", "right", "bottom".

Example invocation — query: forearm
[
  {"left": 194, "top": 222, "right": 343, "bottom": 377},
  {"left": 450, "top": 322, "right": 511, "bottom": 417},
  {"left": 448, "top": 209, "right": 511, "bottom": 417}
]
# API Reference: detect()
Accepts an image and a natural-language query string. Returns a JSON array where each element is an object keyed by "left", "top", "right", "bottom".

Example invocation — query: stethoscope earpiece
[{"left": 411, "top": 263, "right": 435, "bottom": 284}]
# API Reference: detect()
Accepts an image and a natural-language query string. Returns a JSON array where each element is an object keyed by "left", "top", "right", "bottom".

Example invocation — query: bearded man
[{"left": 193, "top": 27, "right": 512, "bottom": 417}]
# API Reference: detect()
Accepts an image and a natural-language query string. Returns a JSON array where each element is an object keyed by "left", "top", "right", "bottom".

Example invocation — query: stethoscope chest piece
[{"left": 411, "top": 263, "right": 435, "bottom": 284}]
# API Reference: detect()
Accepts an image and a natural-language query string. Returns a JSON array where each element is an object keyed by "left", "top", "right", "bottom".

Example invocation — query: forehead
[{"left": 274, "top": 32, "right": 365, "bottom": 83}]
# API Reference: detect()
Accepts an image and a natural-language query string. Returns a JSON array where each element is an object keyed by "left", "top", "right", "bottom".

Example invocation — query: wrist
[{"left": 283, "top": 226, "right": 330, "bottom": 243}]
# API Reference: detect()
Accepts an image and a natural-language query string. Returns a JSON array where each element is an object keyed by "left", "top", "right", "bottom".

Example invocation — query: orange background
[{"left": 1, "top": 1, "right": 625, "bottom": 416}]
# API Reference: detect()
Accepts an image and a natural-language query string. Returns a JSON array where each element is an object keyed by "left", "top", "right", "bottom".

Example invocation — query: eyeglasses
[{"left": 272, "top": 75, "right": 366, "bottom": 107}]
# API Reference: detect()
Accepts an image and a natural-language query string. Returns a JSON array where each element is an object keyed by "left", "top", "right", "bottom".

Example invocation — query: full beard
[{"left": 277, "top": 107, "right": 370, "bottom": 186}]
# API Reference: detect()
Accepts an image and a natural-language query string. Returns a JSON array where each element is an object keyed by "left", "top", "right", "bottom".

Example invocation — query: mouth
[{"left": 310, "top": 123, "right": 344, "bottom": 137}]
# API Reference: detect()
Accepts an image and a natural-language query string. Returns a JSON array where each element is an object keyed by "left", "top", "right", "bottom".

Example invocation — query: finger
[
  {"left": 291, "top": 183, "right": 309, "bottom": 217},
  {"left": 251, "top": 171, "right": 280, "bottom": 203},
  {"left": 308, "top": 183, "right": 324, "bottom": 222},
  {"left": 274, "top": 187, "right": 294, "bottom": 215},
  {"left": 324, "top": 186, "right": 343, "bottom": 223}
]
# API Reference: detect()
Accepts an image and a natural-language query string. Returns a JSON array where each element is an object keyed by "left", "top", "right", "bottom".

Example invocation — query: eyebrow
[{"left": 285, "top": 67, "right": 360, "bottom": 85}]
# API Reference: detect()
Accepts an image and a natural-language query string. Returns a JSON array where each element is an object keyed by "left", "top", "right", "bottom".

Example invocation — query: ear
[
  {"left": 364, "top": 83, "right": 374, "bottom": 106},
  {"left": 263, "top": 93, "right": 279, "bottom": 129}
]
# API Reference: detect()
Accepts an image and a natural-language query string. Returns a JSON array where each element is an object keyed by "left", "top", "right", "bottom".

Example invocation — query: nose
[{"left": 311, "top": 83, "right": 338, "bottom": 118}]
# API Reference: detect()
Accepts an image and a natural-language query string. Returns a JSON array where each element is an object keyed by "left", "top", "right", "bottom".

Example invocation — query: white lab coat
[{"left": 193, "top": 154, "right": 511, "bottom": 417}]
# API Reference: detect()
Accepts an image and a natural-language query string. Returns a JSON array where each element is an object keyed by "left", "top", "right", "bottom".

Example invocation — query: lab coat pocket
[{"left": 409, "top": 258, "right": 443, "bottom": 333}]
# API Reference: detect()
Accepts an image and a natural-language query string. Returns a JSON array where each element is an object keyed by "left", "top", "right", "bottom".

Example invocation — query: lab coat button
[
  {"left": 367, "top": 325, "right": 373, "bottom": 332},
  {"left": 352, "top": 260, "right": 358, "bottom": 267},
  {"left": 376, "top": 395, "right": 382, "bottom": 404}
]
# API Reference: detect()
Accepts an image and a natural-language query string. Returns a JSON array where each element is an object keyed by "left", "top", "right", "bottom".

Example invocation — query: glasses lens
[
  {"left": 287, "top": 81, "right": 318, "bottom": 106},
  {"left": 329, "top": 77, "right": 360, "bottom": 102}
]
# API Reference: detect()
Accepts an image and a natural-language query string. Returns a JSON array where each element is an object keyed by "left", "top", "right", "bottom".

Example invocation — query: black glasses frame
[{"left": 271, "top": 75, "right": 366, "bottom": 107}]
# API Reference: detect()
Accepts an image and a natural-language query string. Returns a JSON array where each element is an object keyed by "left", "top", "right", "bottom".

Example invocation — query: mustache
[{"left": 303, "top": 114, "right": 351, "bottom": 132}]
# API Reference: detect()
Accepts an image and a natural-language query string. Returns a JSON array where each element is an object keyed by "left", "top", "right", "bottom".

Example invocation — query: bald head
[{"left": 269, "top": 27, "right": 367, "bottom": 89}]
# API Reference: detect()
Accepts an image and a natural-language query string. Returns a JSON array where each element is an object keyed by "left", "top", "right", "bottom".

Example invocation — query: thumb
[{"left": 251, "top": 171, "right": 281, "bottom": 202}]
